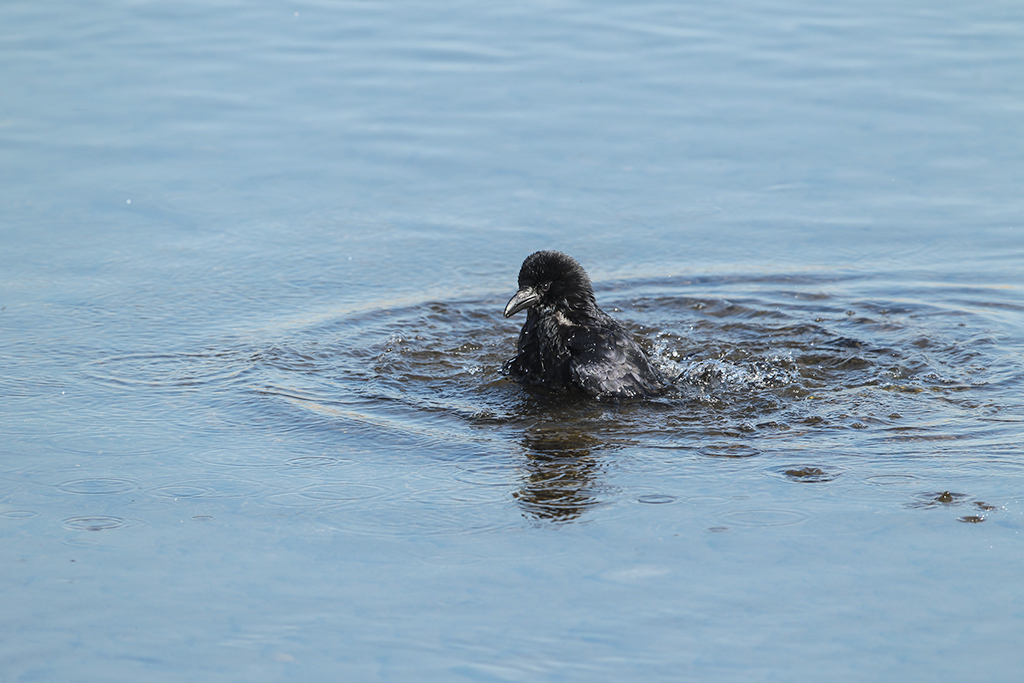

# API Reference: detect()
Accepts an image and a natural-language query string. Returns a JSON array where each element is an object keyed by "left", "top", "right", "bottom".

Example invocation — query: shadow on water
[{"left": 83, "top": 272, "right": 1022, "bottom": 527}]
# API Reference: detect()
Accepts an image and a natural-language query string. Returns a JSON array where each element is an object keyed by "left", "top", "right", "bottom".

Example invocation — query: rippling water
[
  {"left": 72, "top": 270, "right": 1019, "bottom": 530},
  {"left": 2, "top": 0, "right": 1024, "bottom": 680}
]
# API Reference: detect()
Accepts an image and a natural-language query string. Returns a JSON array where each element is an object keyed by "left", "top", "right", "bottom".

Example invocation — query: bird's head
[{"left": 503, "top": 251, "right": 596, "bottom": 318}]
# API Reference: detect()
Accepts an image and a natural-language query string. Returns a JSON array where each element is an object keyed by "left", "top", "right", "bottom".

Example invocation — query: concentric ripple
[
  {"left": 62, "top": 516, "right": 129, "bottom": 531},
  {"left": 228, "top": 274, "right": 1021, "bottom": 521},
  {"left": 77, "top": 273, "right": 1022, "bottom": 525},
  {"left": 58, "top": 479, "right": 137, "bottom": 495}
]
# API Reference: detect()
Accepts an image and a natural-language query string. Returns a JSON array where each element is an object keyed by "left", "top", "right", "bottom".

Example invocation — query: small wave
[{"left": 84, "top": 350, "right": 255, "bottom": 389}]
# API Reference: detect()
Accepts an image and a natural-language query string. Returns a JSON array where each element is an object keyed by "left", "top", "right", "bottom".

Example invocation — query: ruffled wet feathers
[{"left": 502, "top": 251, "right": 668, "bottom": 399}]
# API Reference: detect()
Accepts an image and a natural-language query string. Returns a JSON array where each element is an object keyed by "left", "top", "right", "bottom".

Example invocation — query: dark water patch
[
  {"left": 826, "top": 336, "right": 868, "bottom": 349},
  {"left": 769, "top": 465, "right": 844, "bottom": 483}
]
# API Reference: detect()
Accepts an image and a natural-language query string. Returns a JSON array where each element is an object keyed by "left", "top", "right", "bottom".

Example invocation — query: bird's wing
[{"left": 566, "top": 324, "right": 666, "bottom": 398}]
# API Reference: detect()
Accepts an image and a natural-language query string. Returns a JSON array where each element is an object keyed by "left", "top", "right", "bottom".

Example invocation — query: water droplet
[{"left": 773, "top": 466, "right": 842, "bottom": 483}]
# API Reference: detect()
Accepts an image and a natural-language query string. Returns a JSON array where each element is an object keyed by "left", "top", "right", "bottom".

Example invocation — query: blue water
[{"left": 2, "top": 1, "right": 1023, "bottom": 681}]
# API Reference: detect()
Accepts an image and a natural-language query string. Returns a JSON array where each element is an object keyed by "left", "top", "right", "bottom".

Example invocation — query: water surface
[{"left": 2, "top": 1, "right": 1023, "bottom": 681}]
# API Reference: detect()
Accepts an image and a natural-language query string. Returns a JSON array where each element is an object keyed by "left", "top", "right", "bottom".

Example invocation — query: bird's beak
[{"left": 504, "top": 286, "right": 539, "bottom": 318}]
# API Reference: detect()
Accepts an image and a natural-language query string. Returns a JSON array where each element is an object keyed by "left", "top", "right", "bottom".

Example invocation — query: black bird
[{"left": 502, "top": 250, "right": 668, "bottom": 399}]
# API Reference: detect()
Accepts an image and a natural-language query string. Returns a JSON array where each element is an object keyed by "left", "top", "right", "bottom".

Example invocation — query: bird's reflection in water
[{"left": 513, "top": 424, "right": 609, "bottom": 523}]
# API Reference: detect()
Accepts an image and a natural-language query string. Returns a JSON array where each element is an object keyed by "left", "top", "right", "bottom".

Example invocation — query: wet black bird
[{"left": 502, "top": 250, "right": 668, "bottom": 399}]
